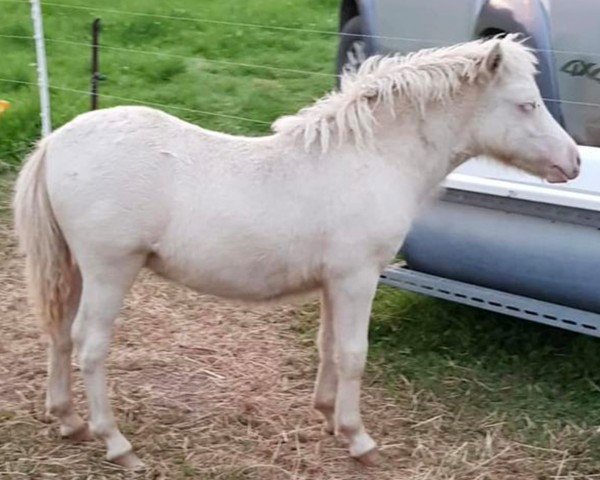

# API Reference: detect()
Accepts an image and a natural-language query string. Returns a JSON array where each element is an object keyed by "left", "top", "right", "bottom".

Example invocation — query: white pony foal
[{"left": 14, "top": 36, "right": 579, "bottom": 468}]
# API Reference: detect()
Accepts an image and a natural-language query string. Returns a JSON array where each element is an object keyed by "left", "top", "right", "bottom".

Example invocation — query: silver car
[
  {"left": 335, "top": 1, "right": 600, "bottom": 337},
  {"left": 336, "top": 0, "right": 600, "bottom": 147}
]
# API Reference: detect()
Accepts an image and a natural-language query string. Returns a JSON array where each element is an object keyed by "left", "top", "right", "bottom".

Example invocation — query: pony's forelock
[{"left": 272, "top": 34, "right": 537, "bottom": 152}]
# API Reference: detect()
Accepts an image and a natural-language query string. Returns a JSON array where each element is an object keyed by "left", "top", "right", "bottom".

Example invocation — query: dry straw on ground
[{"left": 0, "top": 176, "right": 593, "bottom": 479}]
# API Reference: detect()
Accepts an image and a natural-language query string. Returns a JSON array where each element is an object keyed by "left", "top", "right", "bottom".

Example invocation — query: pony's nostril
[{"left": 576, "top": 155, "right": 581, "bottom": 167}]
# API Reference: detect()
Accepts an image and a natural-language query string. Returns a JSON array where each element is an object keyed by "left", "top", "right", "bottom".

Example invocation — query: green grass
[
  {"left": 369, "top": 288, "right": 600, "bottom": 444},
  {"left": 293, "top": 289, "right": 600, "bottom": 471},
  {"left": 0, "top": 0, "right": 339, "bottom": 170},
  {"left": 3, "top": 0, "right": 600, "bottom": 472}
]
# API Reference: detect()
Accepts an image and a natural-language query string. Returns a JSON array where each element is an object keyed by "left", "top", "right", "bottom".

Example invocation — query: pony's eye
[{"left": 519, "top": 101, "right": 538, "bottom": 113}]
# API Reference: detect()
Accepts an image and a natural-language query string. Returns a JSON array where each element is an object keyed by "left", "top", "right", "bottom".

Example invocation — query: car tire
[{"left": 336, "top": 15, "right": 368, "bottom": 86}]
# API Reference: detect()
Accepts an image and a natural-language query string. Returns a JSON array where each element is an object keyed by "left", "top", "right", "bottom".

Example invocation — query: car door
[{"left": 550, "top": 0, "right": 600, "bottom": 147}]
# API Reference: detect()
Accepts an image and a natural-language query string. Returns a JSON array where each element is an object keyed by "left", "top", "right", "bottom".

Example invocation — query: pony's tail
[{"left": 13, "top": 139, "right": 79, "bottom": 336}]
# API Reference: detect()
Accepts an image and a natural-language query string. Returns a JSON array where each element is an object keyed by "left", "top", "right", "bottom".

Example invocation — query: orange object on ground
[{"left": 0, "top": 100, "right": 11, "bottom": 115}]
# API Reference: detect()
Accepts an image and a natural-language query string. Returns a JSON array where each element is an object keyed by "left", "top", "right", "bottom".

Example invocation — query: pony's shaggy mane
[{"left": 272, "top": 35, "right": 537, "bottom": 152}]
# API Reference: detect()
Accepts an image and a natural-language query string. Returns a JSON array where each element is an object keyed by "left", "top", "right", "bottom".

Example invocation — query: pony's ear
[
  {"left": 362, "top": 86, "right": 378, "bottom": 101},
  {"left": 483, "top": 43, "right": 503, "bottom": 75}
]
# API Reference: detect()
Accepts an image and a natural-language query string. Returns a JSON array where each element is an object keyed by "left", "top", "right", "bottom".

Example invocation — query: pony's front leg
[
  {"left": 313, "top": 291, "right": 337, "bottom": 433},
  {"left": 327, "top": 269, "right": 380, "bottom": 465}
]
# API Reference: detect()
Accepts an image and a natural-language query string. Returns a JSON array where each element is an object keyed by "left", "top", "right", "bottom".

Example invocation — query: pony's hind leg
[
  {"left": 46, "top": 268, "right": 91, "bottom": 441},
  {"left": 72, "top": 253, "right": 145, "bottom": 469},
  {"left": 313, "top": 291, "right": 337, "bottom": 433}
]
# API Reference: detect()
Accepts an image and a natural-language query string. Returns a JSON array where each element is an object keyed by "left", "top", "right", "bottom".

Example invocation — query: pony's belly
[{"left": 146, "top": 250, "right": 321, "bottom": 302}]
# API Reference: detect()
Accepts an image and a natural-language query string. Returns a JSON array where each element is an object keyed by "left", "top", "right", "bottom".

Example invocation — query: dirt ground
[{"left": 0, "top": 178, "right": 583, "bottom": 479}]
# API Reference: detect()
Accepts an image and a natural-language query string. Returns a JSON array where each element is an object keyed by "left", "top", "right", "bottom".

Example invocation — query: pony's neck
[{"left": 374, "top": 93, "right": 479, "bottom": 188}]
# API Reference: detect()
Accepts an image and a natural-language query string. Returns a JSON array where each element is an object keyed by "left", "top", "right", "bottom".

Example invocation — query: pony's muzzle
[{"left": 545, "top": 145, "right": 580, "bottom": 183}]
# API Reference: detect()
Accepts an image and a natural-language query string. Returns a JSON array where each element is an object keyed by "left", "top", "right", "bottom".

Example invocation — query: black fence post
[{"left": 91, "top": 18, "right": 101, "bottom": 110}]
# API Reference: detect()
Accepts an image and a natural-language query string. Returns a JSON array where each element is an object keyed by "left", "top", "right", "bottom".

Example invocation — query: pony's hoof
[
  {"left": 62, "top": 423, "right": 94, "bottom": 442},
  {"left": 354, "top": 447, "right": 381, "bottom": 467},
  {"left": 111, "top": 452, "right": 145, "bottom": 470}
]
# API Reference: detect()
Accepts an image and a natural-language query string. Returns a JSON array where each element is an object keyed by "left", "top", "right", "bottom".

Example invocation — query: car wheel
[{"left": 336, "top": 16, "right": 368, "bottom": 85}]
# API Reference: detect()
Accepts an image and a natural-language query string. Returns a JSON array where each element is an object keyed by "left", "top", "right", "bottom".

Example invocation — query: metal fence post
[
  {"left": 30, "top": 0, "right": 52, "bottom": 136},
  {"left": 91, "top": 18, "right": 101, "bottom": 110}
]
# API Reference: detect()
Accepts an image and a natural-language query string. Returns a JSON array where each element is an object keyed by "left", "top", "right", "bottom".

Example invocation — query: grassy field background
[
  {"left": 0, "top": 0, "right": 338, "bottom": 170},
  {"left": 2, "top": 0, "right": 600, "bottom": 476}
]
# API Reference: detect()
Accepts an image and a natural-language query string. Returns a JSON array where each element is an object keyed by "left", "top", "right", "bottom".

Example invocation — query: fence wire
[
  {"left": 0, "top": 77, "right": 272, "bottom": 124},
  {"left": 1, "top": 0, "right": 599, "bottom": 150},
  {"left": 0, "top": 34, "right": 338, "bottom": 78},
  {"left": 1, "top": 72, "right": 599, "bottom": 111},
  {"left": 2, "top": 0, "right": 600, "bottom": 58}
]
